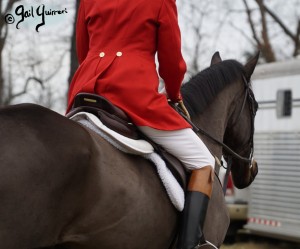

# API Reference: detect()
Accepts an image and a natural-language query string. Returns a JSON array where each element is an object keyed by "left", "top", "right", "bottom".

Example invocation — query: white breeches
[{"left": 138, "top": 126, "right": 215, "bottom": 171}]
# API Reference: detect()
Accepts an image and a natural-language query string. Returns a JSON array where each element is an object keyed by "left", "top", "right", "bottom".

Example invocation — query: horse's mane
[{"left": 181, "top": 59, "right": 245, "bottom": 118}]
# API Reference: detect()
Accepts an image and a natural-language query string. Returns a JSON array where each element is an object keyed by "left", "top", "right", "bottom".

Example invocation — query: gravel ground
[{"left": 220, "top": 234, "right": 300, "bottom": 249}]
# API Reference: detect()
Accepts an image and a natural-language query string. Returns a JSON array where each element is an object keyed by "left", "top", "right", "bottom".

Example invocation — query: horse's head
[
  {"left": 182, "top": 52, "right": 259, "bottom": 189},
  {"left": 214, "top": 52, "right": 259, "bottom": 189}
]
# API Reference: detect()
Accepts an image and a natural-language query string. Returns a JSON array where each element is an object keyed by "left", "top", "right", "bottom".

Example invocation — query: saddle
[{"left": 67, "top": 93, "right": 188, "bottom": 189}]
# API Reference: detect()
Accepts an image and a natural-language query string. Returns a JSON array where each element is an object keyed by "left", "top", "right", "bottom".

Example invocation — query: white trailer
[{"left": 244, "top": 58, "right": 300, "bottom": 242}]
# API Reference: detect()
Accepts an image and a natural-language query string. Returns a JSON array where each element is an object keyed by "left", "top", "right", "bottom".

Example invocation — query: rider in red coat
[
  {"left": 67, "top": 0, "right": 189, "bottom": 130},
  {"left": 67, "top": 1, "right": 216, "bottom": 248}
]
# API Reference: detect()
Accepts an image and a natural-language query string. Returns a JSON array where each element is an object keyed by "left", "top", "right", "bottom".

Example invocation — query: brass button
[
  {"left": 99, "top": 52, "right": 105, "bottom": 58},
  {"left": 116, "top": 51, "right": 122, "bottom": 57}
]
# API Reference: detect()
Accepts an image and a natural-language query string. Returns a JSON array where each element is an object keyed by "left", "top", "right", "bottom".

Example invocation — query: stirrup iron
[{"left": 196, "top": 240, "right": 218, "bottom": 249}]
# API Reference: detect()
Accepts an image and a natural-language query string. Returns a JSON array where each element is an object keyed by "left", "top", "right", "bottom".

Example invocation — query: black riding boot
[
  {"left": 177, "top": 191, "right": 209, "bottom": 249},
  {"left": 176, "top": 166, "right": 213, "bottom": 249}
]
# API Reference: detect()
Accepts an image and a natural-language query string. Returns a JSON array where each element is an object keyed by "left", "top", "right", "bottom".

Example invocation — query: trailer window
[{"left": 277, "top": 89, "right": 292, "bottom": 118}]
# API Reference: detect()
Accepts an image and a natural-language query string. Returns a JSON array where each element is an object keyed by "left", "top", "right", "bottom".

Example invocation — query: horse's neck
[{"left": 191, "top": 84, "right": 237, "bottom": 173}]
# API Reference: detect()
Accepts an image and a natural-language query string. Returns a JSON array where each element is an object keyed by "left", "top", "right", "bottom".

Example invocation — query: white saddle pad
[{"left": 70, "top": 112, "right": 184, "bottom": 211}]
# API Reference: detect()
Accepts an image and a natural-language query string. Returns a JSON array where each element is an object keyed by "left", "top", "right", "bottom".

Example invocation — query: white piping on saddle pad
[{"left": 70, "top": 112, "right": 184, "bottom": 211}]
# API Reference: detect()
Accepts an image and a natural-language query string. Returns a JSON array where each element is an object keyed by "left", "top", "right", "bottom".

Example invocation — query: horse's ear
[
  {"left": 244, "top": 51, "right": 260, "bottom": 81},
  {"left": 210, "top": 51, "right": 222, "bottom": 66}
]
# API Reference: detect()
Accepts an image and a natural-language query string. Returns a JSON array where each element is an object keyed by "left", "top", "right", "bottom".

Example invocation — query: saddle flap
[{"left": 159, "top": 150, "right": 188, "bottom": 190}]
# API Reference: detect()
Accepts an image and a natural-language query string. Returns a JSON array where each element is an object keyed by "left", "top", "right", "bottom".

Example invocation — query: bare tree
[
  {"left": 262, "top": 2, "right": 300, "bottom": 57},
  {"left": 1, "top": 1, "right": 74, "bottom": 111},
  {"left": 4, "top": 45, "right": 68, "bottom": 107},
  {"left": 242, "top": 0, "right": 300, "bottom": 62},
  {"left": 0, "top": 0, "right": 21, "bottom": 105},
  {"left": 68, "top": 0, "right": 80, "bottom": 86},
  {"left": 178, "top": 0, "right": 221, "bottom": 76},
  {"left": 242, "top": 0, "right": 276, "bottom": 62}
]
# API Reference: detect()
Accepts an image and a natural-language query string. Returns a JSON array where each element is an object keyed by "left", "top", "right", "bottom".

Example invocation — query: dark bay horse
[{"left": 0, "top": 52, "right": 258, "bottom": 249}]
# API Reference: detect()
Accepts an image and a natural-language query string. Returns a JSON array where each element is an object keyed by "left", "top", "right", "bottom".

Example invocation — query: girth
[{"left": 66, "top": 93, "right": 188, "bottom": 189}]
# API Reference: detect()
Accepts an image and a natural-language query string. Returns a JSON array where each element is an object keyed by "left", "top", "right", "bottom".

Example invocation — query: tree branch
[
  {"left": 4, "top": 0, "right": 21, "bottom": 14},
  {"left": 228, "top": 20, "right": 257, "bottom": 46},
  {"left": 262, "top": 3, "right": 295, "bottom": 41},
  {"left": 242, "top": 0, "right": 261, "bottom": 47},
  {"left": 255, "top": 0, "right": 276, "bottom": 62},
  {"left": 294, "top": 19, "right": 300, "bottom": 56},
  {"left": 4, "top": 77, "right": 43, "bottom": 104},
  {"left": 258, "top": 0, "right": 300, "bottom": 58}
]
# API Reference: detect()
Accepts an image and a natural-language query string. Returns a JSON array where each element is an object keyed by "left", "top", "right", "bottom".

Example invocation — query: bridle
[
  {"left": 223, "top": 75, "right": 258, "bottom": 165},
  {"left": 174, "top": 74, "right": 258, "bottom": 167}
]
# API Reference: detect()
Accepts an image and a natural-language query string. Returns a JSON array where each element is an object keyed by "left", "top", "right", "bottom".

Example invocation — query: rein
[
  {"left": 185, "top": 119, "right": 252, "bottom": 164},
  {"left": 172, "top": 103, "right": 253, "bottom": 164},
  {"left": 172, "top": 75, "right": 257, "bottom": 183}
]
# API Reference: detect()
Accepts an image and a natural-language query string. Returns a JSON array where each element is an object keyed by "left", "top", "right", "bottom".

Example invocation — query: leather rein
[{"left": 174, "top": 75, "right": 258, "bottom": 168}]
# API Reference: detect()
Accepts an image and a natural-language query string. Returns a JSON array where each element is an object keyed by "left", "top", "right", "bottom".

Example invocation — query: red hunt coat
[{"left": 67, "top": 0, "right": 191, "bottom": 130}]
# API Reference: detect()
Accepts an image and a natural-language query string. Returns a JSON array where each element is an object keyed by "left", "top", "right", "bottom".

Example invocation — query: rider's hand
[
  {"left": 161, "top": 88, "right": 191, "bottom": 120},
  {"left": 177, "top": 99, "right": 191, "bottom": 120},
  {"left": 173, "top": 93, "right": 191, "bottom": 120}
]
